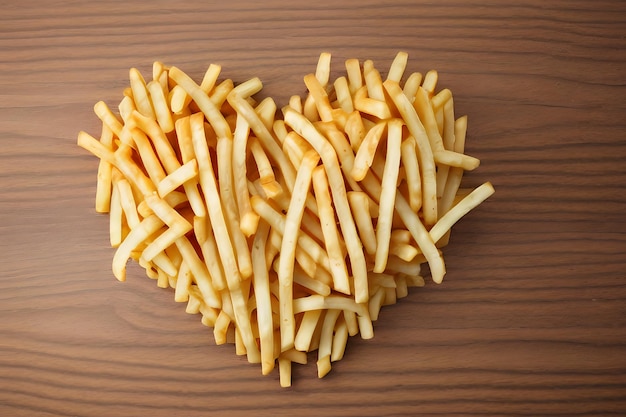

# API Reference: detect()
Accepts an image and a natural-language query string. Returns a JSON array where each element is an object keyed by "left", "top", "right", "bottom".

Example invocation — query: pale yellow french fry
[
  {"left": 347, "top": 191, "right": 377, "bottom": 256},
  {"left": 95, "top": 124, "right": 114, "bottom": 213},
  {"left": 421, "top": 69, "right": 438, "bottom": 96},
  {"left": 317, "top": 308, "right": 340, "bottom": 378},
  {"left": 250, "top": 195, "right": 330, "bottom": 272},
  {"left": 400, "top": 135, "right": 422, "bottom": 212},
  {"left": 115, "top": 176, "right": 140, "bottom": 229},
  {"left": 169, "top": 66, "right": 232, "bottom": 141},
  {"left": 255, "top": 96, "right": 278, "bottom": 132},
  {"left": 382, "top": 79, "right": 438, "bottom": 226},
  {"left": 331, "top": 317, "right": 349, "bottom": 361},
  {"left": 304, "top": 73, "right": 334, "bottom": 122},
  {"left": 363, "top": 59, "right": 385, "bottom": 101},
  {"left": 174, "top": 116, "right": 206, "bottom": 217},
  {"left": 312, "top": 166, "right": 351, "bottom": 295},
  {"left": 294, "top": 309, "right": 323, "bottom": 352},
  {"left": 344, "top": 110, "right": 365, "bottom": 152},
  {"left": 283, "top": 107, "right": 369, "bottom": 304},
  {"left": 157, "top": 159, "right": 198, "bottom": 198},
  {"left": 232, "top": 115, "right": 260, "bottom": 237},
  {"left": 109, "top": 181, "right": 123, "bottom": 247},
  {"left": 171, "top": 63, "right": 221, "bottom": 114},
  {"left": 351, "top": 121, "right": 386, "bottom": 181},
  {"left": 333, "top": 76, "right": 354, "bottom": 113},
  {"left": 227, "top": 86, "right": 296, "bottom": 191},
  {"left": 93, "top": 101, "right": 124, "bottom": 140},
  {"left": 147, "top": 80, "right": 174, "bottom": 133},
  {"left": 387, "top": 51, "right": 409, "bottom": 83},
  {"left": 345, "top": 58, "right": 362, "bottom": 94},
  {"left": 112, "top": 214, "right": 163, "bottom": 281},
  {"left": 248, "top": 136, "right": 283, "bottom": 199},
  {"left": 216, "top": 133, "right": 253, "bottom": 279},
  {"left": 353, "top": 85, "right": 392, "bottom": 120},
  {"left": 129, "top": 67, "right": 155, "bottom": 119},
  {"left": 430, "top": 182, "right": 495, "bottom": 244},
  {"left": 374, "top": 119, "right": 403, "bottom": 273},
  {"left": 190, "top": 112, "right": 259, "bottom": 362},
  {"left": 77, "top": 130, "right": 116, "bottom": 166},
  {"left": 174, "top": 260, "right": 192, "bottom": 302},
  {"left": 278, "top": 149, "right": 319, "bottom": 352},
  {"left": 402, "top": 72, "right": 422, "bottom": 103}
]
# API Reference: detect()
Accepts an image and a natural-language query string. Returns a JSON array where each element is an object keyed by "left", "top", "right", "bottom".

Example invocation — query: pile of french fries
[{"left": 78, "top": 52, "right": 494, "bottom": 387}]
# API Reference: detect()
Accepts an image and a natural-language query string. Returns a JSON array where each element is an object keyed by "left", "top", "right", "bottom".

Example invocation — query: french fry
[
  {"left": 312, "top": 166, "right": 351, "bottom": 295},
  {"left": 278, "top": 149, "right": 320, "bottom": 351},
  {"left": 374, "top": 119, "right": 403, "bottom": 273}
]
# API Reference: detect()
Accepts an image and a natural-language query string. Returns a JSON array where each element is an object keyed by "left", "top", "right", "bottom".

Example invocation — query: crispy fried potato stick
[
  {"left": 387, "top": 51, "right": 408, "bottom": 83},
  {"left": 363, "top": 60, "right": 385, "bottom": 101},
  {"left": 248, "top": 136, "right": 283, "bottom": 199},
  {"left": 351, "top": 121, "right": 386, "bottom": 181},
  {"left": 109, "top": 180, "right": 123, "bottom": 247},
  {"left": 157, "top": 159, "right": 198, "bottom": 198},
  {"left": 317, "top": 308, "right": 341, "bottom": 378},
  {"left": 374, "top": 119, "right": 403, "bottom": 273},
  {"left": 347, "top": 191, "right": 377, "bottom": 256},
  {"left": 278, "top": 149, "right": 320, "bottom": 351},
  {"left": 112, "top": 214, "right": 164, "bottom": 281},
  {"left": 95, "top": 124, "right": 114, "bottom": 213},
  {"left": 169, "top": 66, "right": 232, "bottom": 141},
  {"left": 194, "top": 215, "right": 226, "bottom": 291},
  {"left": 304, "top": 73, "right": 334, "bottom": 122},
  {"left": 232, "top": 115, "right": 260, "bottom": 236},
  {"left": 400, "top": 135, "right": 422, "bottom": 212},
  {"left": 217, "top": 132, "right": 253, "bottom": 279},
  {"left": 115, "top": 176, "right": 140, "bottom": 229},
  {"left": 227, "top": 85, "right": 296, "bottom": 192},
  {"left": 402, "top": 72, "right": 422, "bottom": 102},
  {"left": 174, "top": 116, "right": 207, "bottom": 217},
  {"left": 251, "top": 220, "right": 274, "bottom": 375},
  {"left": 174, "top": 236, "right": 221, "bottom": 309},
  {"left": 312, "top": 166, "right": 351, "bottom": 295},
  {"left": 250, "top": 195, "right": 330, "bottom": 272},
  {"left": 333, "top": 76, "right": 354, "bottom": 113},
  {"left": 129, "top": 68, "right": 155, "bottom": 119},
  {"left": 383, "top": 79, "right": 438, "bottom": 226},
  {"left": 283, "top": 107, "right": 369, "bottom": 304},
  {"left": 93, "top": 101, "right": 124, "bottom": 137},
  {"left": 141, "top": 192, "right": 193, "bottom": 262},
  {"left": 345, "top": 58, "right": 363, "bottom": 94},
  {"left": 429, "top": 182, "right": 495, "bottom": 244},
  {"left": 147, "top": 80, "right": 174, "bottom": 133},
  {"left": 171, "top": 63, "right": 221, "bottom": 114},
  {"left": 190, "top": 112, "right": 259, "bottom": 362}
]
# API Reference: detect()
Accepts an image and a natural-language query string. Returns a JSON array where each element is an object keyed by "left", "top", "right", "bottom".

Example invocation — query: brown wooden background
[{"left": 1, "top": 0, "right": 625, "bottom": 415}]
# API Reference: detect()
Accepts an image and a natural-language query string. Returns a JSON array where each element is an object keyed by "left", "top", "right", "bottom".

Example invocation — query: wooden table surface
[{"left": 1, "top": 1, "right": 625, "bottom": 415}]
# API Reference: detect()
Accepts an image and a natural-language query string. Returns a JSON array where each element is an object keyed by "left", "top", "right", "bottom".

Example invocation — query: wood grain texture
[{"left": 1, "top": 0, "right": 625, "bottom": 415}]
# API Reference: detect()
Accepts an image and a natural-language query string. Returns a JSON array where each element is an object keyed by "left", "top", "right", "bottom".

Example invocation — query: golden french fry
[
  {"left": 94, "top": 101, "right": 124, "bottom": 137},
  {"left": 351, "top": 121, "right": 386, "bottom": 181},
  {"left": 383, "top": 79, "right": 438, "bottom": 226},
  {"left": 147, "top": 80, "right": 174, "bottom": 133},
  {"left": 278, "top": 149, "right": 319, "bottom": 351},
  {"left": 129, "top": 67, "right": 155, "bottom": 119},
  {"left": 373, "top": 119, "right": 403, "bottom": 273},
  {"left": 387, "top": 51, "right": 408, "bottom": 83},
  {"left": 283, "top": 107, "right": 369, "bottom": 304},
  {"left": 400, "top": 135, "right": 422, "bottom": 212},
  {"left": 312, "top": 166, "right": 351, "bottom": 295}
]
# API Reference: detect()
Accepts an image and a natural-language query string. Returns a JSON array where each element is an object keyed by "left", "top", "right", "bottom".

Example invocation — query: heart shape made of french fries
[{"left": 77, "top": 52, "right": 494, "bottom": 387}]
